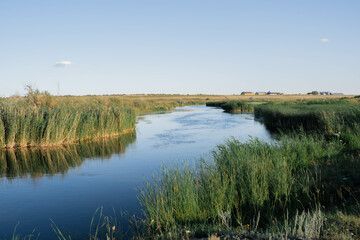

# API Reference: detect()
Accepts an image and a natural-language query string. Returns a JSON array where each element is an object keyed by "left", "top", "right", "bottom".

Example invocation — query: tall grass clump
[
  {"left": 221, "top": 101, "right": 255, "bottom": 113},
  {"left": 139, "top": 98, "right": 360, "bottom": 238},
  {"left": 205, "top": 101, "right": 227, "bottom": 108},
  {"left": 0, "top": 89, "right": 216, "bottom": 148},
  {"left": 139, "top": 131, "right": 360, "bottom": 238},
  {"left": 206, "top": 101, "right": 256, "bottom": 113},
  {"left": 254, "top": 99, "right": 360, "bottom": 134},
  {"left": 0, "top": 99, "right": 135, "bottom": 148}
]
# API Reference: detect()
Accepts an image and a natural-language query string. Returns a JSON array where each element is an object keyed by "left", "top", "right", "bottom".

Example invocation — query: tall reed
[
  {"left": 206, "top": 101, "right": 255, "bottom": 113},
  {"left": 254, "top": 100, "right": 360, "bottom": 134},
  {"left": 139, "top": 132, "right": 359, "bottom": 236},
  {"left": 0, "top": 101, "right": 136, "bottom": 148}
]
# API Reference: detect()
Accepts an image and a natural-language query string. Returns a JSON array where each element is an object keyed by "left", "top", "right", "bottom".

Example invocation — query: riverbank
[
  {"left": 0, "top": 100, "right": 135, "bottom": 149},
  {"left": 7, "top": 104, "right": 269, "bottom": 239},
  {"left": 0, "top": 93, "right": 207, "bottom": 149},
  {"left": 1, "top": 93, "right": 350, "bottom": 148},
  {"left": 2, "top": 94, "right": 359, "bottom": 239},
  {"left": 138, "top": 98, "right": 360, "bottom": 239}
]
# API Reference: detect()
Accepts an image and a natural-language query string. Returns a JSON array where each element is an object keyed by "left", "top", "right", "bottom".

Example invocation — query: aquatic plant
[
  {"left": 254, "top": 99, "right": 360, "bottom": 134},
  {"left": 139, "top": 109, "right": 360, "bottom": 238},
  {"left": 206, "top": 101, "right": 256, "bottom": 113},
  {"left": 0, "top": 100, "right": 136, "bottom": 148}
]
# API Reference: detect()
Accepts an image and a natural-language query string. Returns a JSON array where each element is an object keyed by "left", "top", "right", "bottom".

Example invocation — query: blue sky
[{"left": 0, "top": 0, "right": 359, "bottom": 96}]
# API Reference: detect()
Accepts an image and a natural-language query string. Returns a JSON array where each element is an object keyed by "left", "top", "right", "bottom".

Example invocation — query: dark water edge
[{"left": 0, "top": 105, "right": 270, "bottom": 239}]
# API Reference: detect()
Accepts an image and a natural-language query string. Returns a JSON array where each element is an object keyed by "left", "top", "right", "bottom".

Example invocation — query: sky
[{"left": 0, "top": 0, "right": 359, "bottom": 96}]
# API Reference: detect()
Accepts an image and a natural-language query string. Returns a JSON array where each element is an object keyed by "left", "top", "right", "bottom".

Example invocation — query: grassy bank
[
  {"left": 206, "top": 100, "right": 257, "bottom": 113},
  {"left": 2, "top": 92, "right": 359, "bottom": 239},
  {"left": 138, "top": 99, "right": 360, "bottom": 239},
  {"left": 0, "top": 90, "right": 213, "bottom": 148},
  {"left": 254, "top": 99, "right": 360, "bottom": 136},
  {"left": 139, "top": 134, "right": 360, "bottom": 239},
  {"left": 208, "top": 98, "right": 360, "bottom": 136},
  {"left": 0, "top": 91, "right": 215, "bottom": 148},
  {"left": 0, "top": 91, "right": 352, "bottom": 148},
  {"left": 0, "top": 99, "right": 136, "bottom": 149}
]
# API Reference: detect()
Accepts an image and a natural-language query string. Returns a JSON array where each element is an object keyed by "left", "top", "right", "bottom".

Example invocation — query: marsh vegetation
[
  {"left": 206, "top": 101, "right": 256, "bottom": 113},
  {"left": 0, "top": 93, "right": 135, "bottom": 148},
  {"left": 1, "top": 93, "right": 359, "bottom": 239},
  {"left": 0, "top": 90, "right": 209, "bottom": 149},
  {"left": 0, "top": 90, "right": 351, "bottom": 149},
  {"left": 138, "top": 98, "right": 360, "bottom": 239}
]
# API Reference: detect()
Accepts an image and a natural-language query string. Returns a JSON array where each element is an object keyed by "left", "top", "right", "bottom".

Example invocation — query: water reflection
[
  {"left": 0, "top": 133, "right": 136, "bottom": 179},
  {"left": 0, "top": 106, "right": 270, "bottom": 238}
]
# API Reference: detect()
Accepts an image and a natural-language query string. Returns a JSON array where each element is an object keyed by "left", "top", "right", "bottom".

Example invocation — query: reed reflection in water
[{"left": 0, "top": 133, "right": 136, "bottom": 179}]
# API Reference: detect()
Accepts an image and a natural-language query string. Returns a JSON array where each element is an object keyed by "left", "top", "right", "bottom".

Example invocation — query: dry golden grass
[
  {"left": 50, "top": 93, "right": 354, "bottom": 106},
  {"left": 7, "top": 93, "right": 353, "bottom": 107}
]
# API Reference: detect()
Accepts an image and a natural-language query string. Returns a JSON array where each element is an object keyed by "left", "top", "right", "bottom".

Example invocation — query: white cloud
[
  {"left": 55, "top": 61, "right": 72, "bottom": 67},
  {"left": 320, "top": 38, "right": 329, "bottom": 43}
]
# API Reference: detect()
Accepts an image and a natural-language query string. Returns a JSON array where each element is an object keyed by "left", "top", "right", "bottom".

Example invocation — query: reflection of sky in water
[
  {"left": 147, "top": 106, "right": 269, "bottom": 151},
  {"left": 0, "top": 105, "right": 270, "bottom": 239}
]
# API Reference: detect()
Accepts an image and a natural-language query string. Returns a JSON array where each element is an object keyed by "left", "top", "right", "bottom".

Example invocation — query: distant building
[
  {"left": 309, "top": 91, "right": 341, "bottom": 95},
  {"left": 256, "top": 92, "right": 267, "bottom": 95},
  {"left": 241, "top": 92, "right": 255, "bottom": 96},
  {"left": 267, "top": 91, "right": 283, "bottom": 95}
]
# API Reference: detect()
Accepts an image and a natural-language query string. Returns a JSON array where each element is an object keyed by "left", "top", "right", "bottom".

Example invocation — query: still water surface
[{"left": 0, "top": 105, "right": 270, "bottom": 239}]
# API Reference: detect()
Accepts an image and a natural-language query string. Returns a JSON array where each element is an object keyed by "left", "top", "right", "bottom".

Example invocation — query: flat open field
[{"left": 53, "top": 93, "right": 355, "bottom": 107}]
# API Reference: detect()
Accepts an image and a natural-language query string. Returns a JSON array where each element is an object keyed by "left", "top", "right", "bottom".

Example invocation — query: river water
[{"left": 0, "top": 105, "right": 270, "bottom": 239}]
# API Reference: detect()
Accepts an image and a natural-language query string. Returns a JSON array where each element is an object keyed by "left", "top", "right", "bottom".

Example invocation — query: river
[{"left": 0, "top": 105, "right": 270, "bottom": 239}]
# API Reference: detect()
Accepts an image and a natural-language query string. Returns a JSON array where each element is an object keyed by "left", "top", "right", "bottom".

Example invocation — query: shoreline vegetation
[
  {"left": 1, "top": 89, "right": 349, "bottom": 149},
  {"left": 0, "top": 89, "right": 209, "bottom": 149},
  {"left": 0, "top": 88, "right": 135, "bottom": 149},
  {"left": 138, "top": 97, "right": 360, "bottom": 239},
  {"left": 2, "top": 90, "right": 360, "bottom": 239}
]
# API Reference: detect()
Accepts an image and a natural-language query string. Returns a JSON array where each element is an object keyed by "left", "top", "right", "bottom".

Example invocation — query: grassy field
[
  {"left": 1, "top": 91, "right": 351, "bottom": 149},
  {"left": 206, "top": 95, "right": 358, "bottom": 113},
  {"left": 138, "top": 97, "right": 360, "bottom": 239}
]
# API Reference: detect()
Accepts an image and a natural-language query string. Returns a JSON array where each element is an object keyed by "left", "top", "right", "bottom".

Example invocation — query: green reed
[
  {"left": 254, "top": 99, "right": 360, "bottom": 134},
  {"left": 139, "top": 98, "right": 360, "bottom": 238},
  {"left": 206, "top": 101, "right": 255, "bottom": 113},
  {"left": 0, "top": 90, "right": 211, "bottom": 148},
  {"left": 139, "top": 132, "right": 360, "bottom": 237},
  {"left": 0, "top": 100, "right": 135, "bottom": 148}
]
